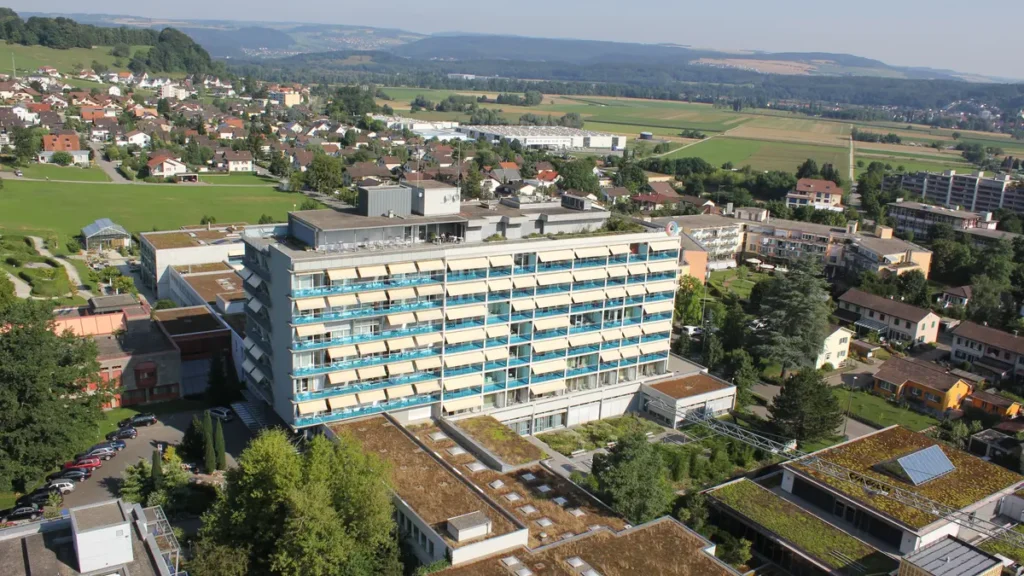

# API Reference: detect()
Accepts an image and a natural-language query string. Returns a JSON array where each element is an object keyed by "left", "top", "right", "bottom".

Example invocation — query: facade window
[
  {"left": 838, "top": 350, "right": 846, "bottom": 358},
  {"left": 925, "top": 392, "right": 941, "bottom": 403},
  {"left": 905, "top": 320, "right": 911, "bottom": 329},
  {"left": 909, "top": 387, "right": 922, "bottom": 397},
  {"left": 839, "top": 337, "right": 848, "bottom": 345},
  {"left": 878, "top": 381, "right": 896, "bottom": 393}
]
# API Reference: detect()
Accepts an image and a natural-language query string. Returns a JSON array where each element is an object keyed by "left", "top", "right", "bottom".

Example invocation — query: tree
[
  {"left": 157, "top": 98, "right": 171, "bottom": 117},
  {"left": 306, "top": 153, "right": 343, "bottom": 193},
  {"left": 754, "top": 258, "right": 832, "bottom": 375},
  {"left": 194, "top": 430, "right": 400, "bottom": 576},
  {"left": 151, "top": 449, "right": 164, "bottom": 490},
  {"left": 796, "top": 158, "right": 820, "bottom": 179},
  {"left": 111, "top": 43, "right": 131, "bottom": 58},
  {"left": 675, "top": 275, "right": 703, "bottom": 326},
  {"left": 725, "top": 350, "right": 758, "bottom": 409},
  {"left": 214, "top": 419, "right": 226, "bottom": 471},
  {"left": 259, "top": 214, "right": 275, "bottom": 224},
  {"left": 0, "top": 273, "right": 15, "bottom": 311},
  {"left": 591, "top": 431, "right": 673, "bottom": 524},
  {"left": 768, "top": 371, "right": 844, "bottom": 442},
  {"left": 269, "top": 152, "right": 291, "bottom": 177},
  {"left": 188, "top": 543, "right": 250, "bottom": 576},
  {"left": 111, "top": 275, "right": 136, "bottom": 295},
  {"left": 719, "top": 535, "right": 753, "bottom": 567},
  {"left": 203, "top": 410, "right": 216, "bottom": 473},
  {"left": 967, "top": 274, "right": 1009, "bottom": 327},
  {"left": 894, "top": 269, "right": 931, "bottom": 307},
  {"left": 557, "top": 159, "right": 599, "bottom": 194},
  {"left": 462, "top": 166, "right": 482, "bottom": 199},
  {"left": 50, "top": 151, "right": 73, "bottom": 166},
  {"left": 930, "top": 238, "right": 974, "bottom": 280},
  {"left": 153, "top": 299, "right": 177, "bottom": 310},
  {"left": 703, "top": 332, "right": 724, "bottom": 370},
  {"left": 182, "top": 414, "right": 206, "bottom": 462},
  {"left": 0, "top": 300, "right": 105, "bottom": 492},
  {"left": 720, "top": 300, "right": 748, "bottom": 352},
  {"left": 614, "top": 163, "right": 648, "bottom": 193},
  {"left": 675, "top": 492, "right": 710, "bottom": 536},
  {"left": 298, "top": 199, "right": 320, "bottom": 211}
]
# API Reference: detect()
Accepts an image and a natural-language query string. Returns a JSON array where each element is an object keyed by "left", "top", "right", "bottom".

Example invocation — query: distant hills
[{"left": 21, "top": 11, "right": 1016, "bottom": 83}]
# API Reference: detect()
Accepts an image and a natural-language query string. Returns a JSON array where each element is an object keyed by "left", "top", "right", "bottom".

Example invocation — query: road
[
  {"left": 28, "top": 236, "right": 95, "bottom": 299},
  {"left": 848, "top": 134, "right": 855, "bottom": 183},
  {"left": 89, "top": 142, "right": 130, "bottom": 183}
]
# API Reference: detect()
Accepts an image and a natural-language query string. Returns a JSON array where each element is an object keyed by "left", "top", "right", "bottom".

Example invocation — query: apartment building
[
  {"left": 785, "top": 177, "right": 843, "bottom": 211},
  {"left": 884, "top": 170, "right": 1022, "bottom": 215},
  {"left": 241, "top": 186, "right": 677, "bottom": 431},
  {"left": 842, "top": 225, "right": 933, "bottom": 278},
  {"left": 951, "top": 321, "right": 1024, "bottom": 383},
  {"left": 872, "top": 357, "right": 973, "bottom": 416},
  {"left": 886, "top": 201, "right": 998, "bottom": 240},
  {"left": 649, "top": 214, "right": 743, "bottom": 273},
  {"left": 836, "top": 288, "right": 940, "bottom": 345}
]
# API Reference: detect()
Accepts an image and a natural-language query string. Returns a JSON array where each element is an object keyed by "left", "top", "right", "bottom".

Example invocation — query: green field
[
  {"left": 669, "top": 137, "right": 850, "bottom": 177},
  {"left": 708, "top": 267, "right": 770, "bottom": 301},
  {"left": 1, "top": 41, "right": 152, "bottom": 76},
  {"left": 0, "top": 180, "right": 309, "bottom": 238},
  {"left": 2, "top": 163, "right": 111, "bottom": 182},
  {"left": 198, "top": 173, "right": 279, "bottom": 186}
]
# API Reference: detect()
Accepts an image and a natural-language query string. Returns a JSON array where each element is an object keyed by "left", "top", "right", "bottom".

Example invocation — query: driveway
[
  {"left": 89, "top": 142, "right": 130, "bottom": 183},
  {"left": 825, "top": 359, "right": 882, "bottom": 388},
  {"left": 62, "top": 410, "right": 251, "bottom": 508}
]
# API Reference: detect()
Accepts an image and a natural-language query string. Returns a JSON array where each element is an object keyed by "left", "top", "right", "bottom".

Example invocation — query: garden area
[
  {"left": 0, "top": 233, "right": 78, "bottom": 302},
  {"left": 538, "top": 415, "right": 663, "bottom": 456},
  {"left": 708, "top": 267, "right": 770, "bottom": 301},
  {"left": 831, "top": 388, "right": 939, "bottom": 432},
  {"left": 455, "top": 416, "right": 545, "bottom": 466}
]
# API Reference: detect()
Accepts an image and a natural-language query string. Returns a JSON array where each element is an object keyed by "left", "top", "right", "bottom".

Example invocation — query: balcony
[
  {"left": 509, "top": 335, "right": 530, "bottom": 345},
  {"left": 490, "top": 267, "right": 512, "bottom": 277},
  {"left": 647, "top": 292, "right": 674, "bottom": 302},
  {"left": 628, "top": 253, "right": 649, "bottom": 263},
  {"left": 485, "top": 361, "right": 507, "bottom": 372},
  {"left": 607, "top": 278, "right": 627, "bottom": 287},
  {"left": 292, "top": 347, "right": 441, "bottom": 376},
  {"left": 485, "top": 337, "right": 509, "bottom": 347},
  {"left": 534, "top": 328, "right": 568, "bottom": 340},
  {"left": 571, "top": 303, "right": 603, "bottom": 314},
  {"left": 569, "top": 323, "right": 601, "bottom": 334},
  {"left": 566, "top": 365, "right": 598, "bottom": 377},
  {"left": 626, "top": 275, "right": 647, "bottom": 285},
  {"left": 537, "top": 262, "right": 572, "bottom": 273},
  {"left": 447, "top": 271, "right": 488, "bottom": 283},
  {"left": 487, "top": 314, "right": 510, "bottom": 324},
  {"left": 293, "top": 299, "right": 441, "bottom": 324},
  {"left": 446, "top": 364, "right": 483, "bottom": 377},
  {"left": 293, "top": 370, "right": 441, "bottom": 402},
  {"left": 514, "top": 265, "right": 536, "bottom": 275},
  {"left": 444, "top": 387, "right": 483, "bottom": 401},
  {"left": 506, "top": 379, "right": 529, "bottom": 389},
  {"left": 648, "top": 251, "right": 679, "bottom": 261},
  {"left": 568, "top": 345, "right": 600, "bottom": 356},
  {"left": 447, "top": 341, "right": 485, "bottom": 354},
  {"left": 293, "top": 393, "right": 441, "bottom": 427},
  {"left": 512, "top": 289, "right": 535, "bottom": 299},
  {"left": 643, "top": 312, "right": 673, "bottom": 322},
  {"left": 484, "top": 383, "right": 506, "bottom": 394},
  {"left": 599, "top": 361, "right": 620, "bottom": 372},
  {"left": 292, "top": 323, "right": 441, "bottom": 352},
  {"left": 536, "top": 284, "right": 570, "bottom": 296},
  {"left": 639, "top": 352, "right": 669, "bottom": 364},
  {"left": 446, "top": 318, "right": 486, "bottom": 330},
  {"left": 532, "top": 352, "right": 566, "bottom": 363},
  {"left": 447, "top": 295, "right": 487, "bottom": 306},
  {"left": 531, "top": 371, "right": 565, "bottom": 384},
  {"left": 507, "top": 357, "right": 529, "bottom": 367},
  {"left": 292, "top": 275, "right": 440, "bottom": 298},
  {"left": 572, "top": 281, "right": 605, "bottom": 291},
  {"left": 574, "top": 258, "right": 608, "bottom": 268},
  {"left": 648, "top": 272, "right": 676, "bottom": 281},
  {"left": 535, "top": 306, "right": 570, "bottom": 318},
  {"left": 609, "top": 256, "right": 628, "bottom": 265},
  {"left": 489, "top": 291, "right": 511, "bottom": 301},
  {"left": 623, "top": 316, "right": 643, "bottom": 326},
  {"left": 511, "top": 312, "right": 533, "bottom": 322}
]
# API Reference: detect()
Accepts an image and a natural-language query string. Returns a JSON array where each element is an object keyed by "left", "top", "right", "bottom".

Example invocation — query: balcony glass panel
[
  {"left": 514, "top": 266, "right": 536, "bottom": 275},
  {"left": 533, "top": 328, "right": 568, "bottom": 340},
  {"left": 530, "top": 371, "right": 565, "bottom": 384},
  {"left": 292, "top": 275, "right": 440, "bottom": 298},
  {"left": 446, "top": 342, "right": 485, "bottom": 354},
  {"left": 293, "top": 393, "right": 441, "bottom": 427},
  {"left": 537, "top": 262, "right": 571, "bottom": 272},
  {"left": 293, "top": 370, "right": 440, "bottom": 402},
  {"left": 444, "top": 387, "right": 483, "bottom": 401},
  {"left": 535, "top": 306, "right": 570, "bottom": 318},
  {"left": 506, "top": 379, "right": 529, "bottom": 389},
  {"left": 446, "top": 365, "right": 483, "bottom": 377}
]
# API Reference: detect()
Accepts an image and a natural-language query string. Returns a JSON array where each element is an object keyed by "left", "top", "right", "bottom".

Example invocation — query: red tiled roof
[{"left": 796, "top": 178, "right": 839, "bottom": 194}]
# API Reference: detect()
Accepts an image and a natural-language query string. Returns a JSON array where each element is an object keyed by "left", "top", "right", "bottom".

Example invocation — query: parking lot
[{"left": 62, "top": 409, "right": 251, "bottom": 508}]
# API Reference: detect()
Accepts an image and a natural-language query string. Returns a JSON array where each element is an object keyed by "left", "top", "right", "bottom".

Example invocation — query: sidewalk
[{"left": 28, "top": 236, "right": 95, "bottom": 299}]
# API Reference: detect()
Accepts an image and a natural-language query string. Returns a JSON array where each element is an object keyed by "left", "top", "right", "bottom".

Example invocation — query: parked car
[
  {"left": 13, "top": 169, "right": 22, "bottom": 177},
  {"left": 680, "top": 325, "right": 704, "bottom": 337},
  {"left": 77, "top": 446, "right": 116, "bottom": 461},
  {"left": 56, "top": 468, "right": 91, "bottom": 483},
  {"left": 118, "top": 413, "right": 157, "bottom": 428},
  {"left": 17, "top": 488, "right": 61, "bottom": 507},
  {"left": 107, "top": 427, "right": 137, "bottom": 440},
  {"left": 93, "top": 440, "right": 126, "bottom": 452},
  {"left": 2, "top": 504, "right": 39, "bottom": 522},
  {"left": 209, "top": 407, "right": 234, "bottom": 422},
  {"left": 46, "top": 480, "right": 75, "bottom": 494},
  {"left": 64, "top": 457, "right": 102, "bottom": 471}
]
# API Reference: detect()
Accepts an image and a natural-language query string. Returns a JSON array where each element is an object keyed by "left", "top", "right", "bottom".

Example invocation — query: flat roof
[
  {"left": 460, "top": 125, "right": 615, "bottom": 138},
  {"left": 94, "top": 320, "right": 176, "bottom": 359},
  {"left": 152, "top": 306, "right": 227, "bottom": 336},
  {"left": 72, "top": 500, "right": 126, "bottom": 531},
  {"left": 291, "top": 209, "right": 467, "bottom": 233},
  {"left": 438, "top": 518, "right": 737, "bottom": 576},
  {"left": 785, "top": 426, "right": 1024, "bottom": 530},
  {"left": 649, "top": 373, "right": 732, "bottom": 400},
  {"left": 852, "top": 235, "right": 928, "bottom": 256},
  {"left": 172, "top": 262, "right": 232, "bottom": 274},
  {"left": 651, "top": 214, "right": 741, "bottom": 230},
  {"left": 0, "top": 524, "right": 159, "bottom": 576},
  {"left": 142, "top": 228, "right": 241, "bottom": 249},
  {"left": 182, "top": 271, "right": 244, "bottom": 304},
  {"left": 888, "top": 201, "right": 984, "bottom": 219},
  {"left": 904, "top": 536, "right": 1001, "bottom": 576},
  {"left": 333, "top": 417, "right": 517, "bottom": 548}
]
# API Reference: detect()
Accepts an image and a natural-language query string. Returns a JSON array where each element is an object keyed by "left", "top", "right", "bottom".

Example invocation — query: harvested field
[{"left": 693, "top": 58, "right": 816, "bottom": 75}]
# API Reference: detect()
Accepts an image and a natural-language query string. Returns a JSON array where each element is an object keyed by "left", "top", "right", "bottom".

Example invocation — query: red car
[{"left": 64, "top": 457, "right": 102, "bottom": 470}]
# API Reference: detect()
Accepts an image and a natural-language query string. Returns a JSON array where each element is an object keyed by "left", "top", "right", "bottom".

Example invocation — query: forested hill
[{"left": 0, "top": 8, "right": 221, "bottom": 75}]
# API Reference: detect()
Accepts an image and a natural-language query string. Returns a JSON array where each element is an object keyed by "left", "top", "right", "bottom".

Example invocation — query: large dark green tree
[
  {"left": 591, "top": 431, "right": 673, "bottom": 524},
  {"left": 753, "top": 257, "right": 832, "bottom": 375},
  {"left": 768, "top": 371, "right": 844, "bottom": 442},
  {"left": 0, "top": 300, "right": 105, "bottom": 492},
  {"left": 214, "top": 419, "right": 227, "bottom": 471},
  {"left": 556, "top": 159, "right": 599, "bottom": 194}
]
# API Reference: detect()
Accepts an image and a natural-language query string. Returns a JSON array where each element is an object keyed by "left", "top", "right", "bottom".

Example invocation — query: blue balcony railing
[
  {"left": 511, "top": 312, "right": 533, "bottom": 322},
  {"left": 569, "top": 323, "right": 601, "bottom": 334},
  {"left": 490, "top": 267, "right": 512, "bottom": 277},
  {"left": 509, "top": 335, "right": 530, "bottom": 345},
  {"left": 607, "top": 278, "right": 627, "bottom": 287},
  {"left": 292, "top": 323, "right": 441, "bottom": 351},
  {"left": 609, "top": 256, "right": 628, "bottom": 265},
  {"left": 623, "top": 317, "right": 643, "bottom": 326},
  {"left": 292, "top": 276, "right": 440, "bottom": 298},
  {"left": 447, "top": 342, "right": 485, "bottom": 354},
  {"left": 485, "top": 337, "right": 509, "bottom": 348},
  {"left": 534, "top": 328, "right": 568, "bottom": 340},
  {"left": 599, "top": 361, "right": 619, "bottom": 371},
  {"left": 571, "top": 303, "right": 603, "bottom": 314},
  {"left": 484, "top": 383, "right": 505, "bottom": 394},
  {"left": 485, "top": 361, "right": 507, "bottom": 371},
  {"left": 531, "top": 371, "right": 565, "bottom": 384},
  {"left": 648, "top": 251, "right": 678, "bottom": 261},
  {"left": 566, "top": 365, "right": 598, "bottom": 377},
  {"left": 640, "top": 352, "right": 669, "bottom": 364},
  {"left": 444, "top": 387, "right": 483, "bottom": 401},
  {"left": 487, "top": 314, "right": 510, "bottom": 324},
  {"left": 447, "top": 271, "right": 489, "bottom": 283},
  {"left": 572, "top": 281, "right": 605, "bottom": 291},
  {"left": 628, "top": 253, "right": 649, "bottom": 263},
  {"left": 532, "top": 352, "right": 565, "bottom": 363},
  {"left": 446, "top": 318, "right": 486, "bottom": 331},
  {"left": 293, "top": 347, "right": 440, "bottom": 377},
  {"left": 535, "top": 306, "right": 570, "bottom": 318},
  {"left": 537, "top": 262, "right": 571, "bottom": 273},
  {"left": 512, "top": 289, "right": 535, "bottom": 299},
  {"left": 536, "top": 285, "right": 570, "bottom": 296},
  {"left": 446, "top": 365, "right": 483, "bottom": 377},
  {"left": 514, "top": 265, "right": 536, "bottom": 275},
  {"left": 293, "top": 300, "right": 441, "bottom": 324},
  {"left": 293, "top": 370, "right": 440, "bottom": 402},
  {"left": 294, "top": 393, "right": 441, "bottom": 427},
  {"left": 506, "top": 379, "right": 529, "bottom": 389},
  {"left": 507, "top": 356, "right": 528, "bottom": 367},
  {"left": 574, "top": 258, "right": 608, "bottom": 268},
  {"left": 647, "top": 292, "right": 674, "bottom": 302},
  {"left": 643, "top": 313, "right": 673, "bottom": 322},
  {"left": 568, "top": 347, "right": 600, "bottom": 358},
  {"left": 489, "top": 291, "right": 511, "bottom": 301},
  {"left": 447, "top": 295, "right": 487, "bottom": 307}
]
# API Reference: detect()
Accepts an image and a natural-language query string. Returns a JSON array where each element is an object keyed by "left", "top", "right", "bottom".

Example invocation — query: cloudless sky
[{"left": 9, "top": 0, "right": 1021, "bottom": 79}]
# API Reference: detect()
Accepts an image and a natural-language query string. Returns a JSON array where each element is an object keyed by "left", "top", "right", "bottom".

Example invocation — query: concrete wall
[
  {"left": 413, "top": 185, "right": 460, "bottom": 216},
  {"left": 360, "top": 187, "right": 413, "bottom": 218},
  {"left": 448, "top": 526, "right": 530, "bottom": 566},
  {"left": 151, "top": 243, "right": 239, "bottom": 299}
]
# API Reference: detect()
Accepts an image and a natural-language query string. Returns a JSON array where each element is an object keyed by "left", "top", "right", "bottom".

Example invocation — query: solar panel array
[{"left": 897, "top": 445, "right": 956, "bottom": 486}]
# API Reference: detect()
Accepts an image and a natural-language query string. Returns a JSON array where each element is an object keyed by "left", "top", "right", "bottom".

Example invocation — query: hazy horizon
[{"left": 8, "top": 0, "right": 1021, "bottom": 80}]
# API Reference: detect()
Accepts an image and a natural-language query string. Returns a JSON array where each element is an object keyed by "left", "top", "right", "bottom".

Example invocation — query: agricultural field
[
  {"left": 727, "top": 114, "right": 850, "bottom": 146},
  {"left": 1, "top": 163, "right": 111, "bottom": 182},
  {"left": 1, "top": 40, "right": 152, "bottom": 76},
  {"left": 668, "top": 137, "right": 850, "bottom": 177},
  {"left": 0, "top": 180, "right": 308, "bottom": 238}
]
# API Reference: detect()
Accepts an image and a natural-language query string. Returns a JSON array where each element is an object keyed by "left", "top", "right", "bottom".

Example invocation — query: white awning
[
  {"left": 328, "top": 370, "right": 357, "bottom": 385},
  {"left": 643, "top": 301, "right": 675, "bottom": 314},
  {"left": 249, "top": 345, "right": 264, "bottom": 360},
  {"left": 357, "top": 365, "right": 387, "bottom": 380},
  {"left": 357, "top": 341, "right": 387, "bottom": 355},
  {"left": 620, "top": 325, "right": 642, "bottom": 338},
  {"left": 511, "top": 299, "right": 536, "bottom": 311},
  {"left": 489, "top": 255, "right": 514, "bottom": 267},
  {"left": 443, "top": 396, "right": 482, "bottom": 413},
  {"left": 246, "top": 275, "right": 263, "bottom": 288},
  {"left": 242, "top": 359, "right": 254, "bottom": 373},
  {"left": 605, "top": 287, "right": 627, "bottom": 299},
  {"left": 357, "top": 265, "right": 387, "bottom": 278},
  {"left": 247, "top": 299, "right": 263, "bottom": 313},
  {"left": 513, "top": 276, "right": 537, "bottom": 288},
  {"left": 416, "top": 284, "right": 444, "bottom": 297},
  {"left": 484, "top": 347, "right": 509, "bottom": 361},
  {"left": 327, "top": 345, "right": 357, "bottom": 359},
  {"left": 357, "top": 389, "right": 387, "bottom": 404},
  {"left": 414, "top": 380, "right": 441, "bottom": 394},
  {"left": 327, "top": 395, "right": 358, "bottom": 409},
  {"left": 642, "top": 321, "right": 673, "bottom": 335},
  {"left": 646, "top": 281, "right": 677, "bottom": 294},
  {"left": 446, "top": 305, "right": 486, "bottom": 320},
  {"left": 445, "top": 351, "right": 485, "bottom": 368},
  {"left": 608, "top": 244, "right": 630, "bottom": 255},
  {"left": 531, "top": 360, "right": 565, "bottom": 375},
  {"left": 295, "top": 324, "right": 326, "bottom": 337},
  {"left": 415, "top": 357, "right": 442, "bottom": 371},
  {"left": 447, "top": 281, "right": 487, "bottom": 296},
  {"left": 574, "top": 246, "right": 610, "bottom": 258},
  {"left": 488, "top": 278, "right": 512, "bottom": 291},
  {"left": 297, "top": 400, "right": 328, "bottom": 415},
  {"left": 535, "top": 294, "right": 571, "bottom": 308},
  {"left": 646, "top": 260, "right": 678, "bottom": 273},
  {"left": 387, "top": 337, "right": 415, "bottom": 351},
  {"left": 530, "top": 380, "right": 566, "bottom": 395},
  {"left": 327, "top": 294, "right": 358, "bottom": 307},
  {"left": 387, "top": 262, "right": 417, "bottom": 275},
  {"left": 619, "top": 346, "right": 641, "bottom": 358},
  {"left": 640, "top": 340, "right": 671, "bottom": 354},
  {"left": 358, "top": 291, "right": 386, "bottom": 304},
  {"left": 569, "top": 333, "right": 602, "bottom": 347},
  {"left": 295, "top": 297, "right": 327, "bottom": 311},
  {"left": 387, "top": 362, "right": 414, "bottom": 376},
  {"left": 606, "top": 266, "right": 628, "bottom": 278},
  {"left": 602, "top": 329, "right": 623, "bottom": 341},
  {"left": 486, "top": 324, "right": 510, "bottom": 338},
  {"left": 243, "top": 336, "right": 254, "bottom": 349},
  {"left": 415, "top": 333, "right": 443, "bottom": 347},
  {"left": 625, "top": 285, "right": 647, "bottom": 296},
  {"left": 571, "top": 290, "right": 604, "bottom": 304},
  {"left": 649, "top": 239, "right": 679, "bottom": 251},
  {"left": 416, "top": 260, "right": 444, "bottom": 272},
  {"left": 387, "top": 287, "right": 417, "bottom": 301},
  {"left": 444, "top": 373, "right": 483, "bottom": 391},
  {"left": 250, "top": 367, "right": 265, "bottom": 383},
  {"left": 628, "top": 263, "right": 648, "bottom": 275},
  {"left": 415, "top": 309, "right": 443, "bottom": 322},
  {"left": 326, "top": 268, "right": 357, "bottom": 281},
  {"left": 387, "top": 312, "right": 416, "bottom": 326},
  {"left": 448, "top": 257, "right": 489, "bottom": 271},
  {"left": 537, "top": 272, "right": 572, "bottom": 286},
  {"left": 572, "top": 268, "right": 607, "bottom": 282},
  {"left": 446, "top": 328, "right": 486, "bottom": 345},
  {"left": 537, "top": 250, "right": 574, "bottom": 262},
  {"left": 600, "top": 349, "right": 621, "bottom": 362},
  {"left": 534, "top": 316, "right": 569, "bottom": 331},
  {"left": 386, "top": 385, "right": 413, "bottom": 400},
  {"left": 532, "top": 338, "right": 568, "bottom": 353}
]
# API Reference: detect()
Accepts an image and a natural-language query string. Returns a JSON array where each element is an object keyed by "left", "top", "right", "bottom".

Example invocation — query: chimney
[{"left": 876, "top": 225, "right": 893, "bottom": 240}]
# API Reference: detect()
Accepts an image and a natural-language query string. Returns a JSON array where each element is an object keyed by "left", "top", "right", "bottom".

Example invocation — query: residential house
[
  {"left": 496, "top": 181, "right": 536, "bottom": 197},
  {"left": 224, "top": 150, "right": 254, "bottom": 173},
  {"left": 678, "top": 195, "right": 719, "bottom": 215},
  {"left": 836, "top": 288, "right": 940, "bottom": 345},
  {"left": 124, "top": 130, "right": 151, "bottom": 147},
  {"left": 600, "top": 186, "right": 632, "bottom": 204},
  {"left": 488, "top": 167, "right": 522, "bottom": 184},
  {"left": 11, "top": 105, "right": 39, "bottom": 124},
  {"left": 38, "top": 131, "right": 89, "bottom": 165},
  {"left": 951, "top": 321, "right": 1024, "bottom": 382},
  {"left": 77, "top": 69, "right": 102, "bottom": 82},
  {"left": 35, "top": 65, "right": 59, "bottom": 77},
  {"left": 873, "top": 356, "right": 972, "bottom": 415},
  {"left": 528, "top": 169, "right": 560, "bottom": 188},
  {"left": 966, "top": 389, "right": 1022, "bottom": 420},
  {"left": 107, "top": 85, "right": 122, "bottom": 97},
  {"left": 786, "top": 178, "right": 843, "bottom": 211},
  {"left": 816, "top": 325, "right": 853, "bottom": 369},
  {"left": 147, "top": 154, "right": 188, "bottom": 178},
  {"left": 939, "top": 286, "right": 972, "bottom": 309},
  {"left": 344, "top": 162, "right": 393, "bottom": 186},
  {"left": 379, "top": 156, "right": 402, "bottom": 171},
  {"left": 291, "top": 150, "right": 314, "bottom": 172}
]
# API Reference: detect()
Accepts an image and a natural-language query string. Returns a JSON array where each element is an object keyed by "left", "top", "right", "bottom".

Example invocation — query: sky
[{"left": 9, "top": 0, "right": 1021, "bottom": 79}]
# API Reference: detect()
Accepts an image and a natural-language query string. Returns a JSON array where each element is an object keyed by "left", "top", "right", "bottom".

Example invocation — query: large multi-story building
[
  {"left": 649, "top": 214, "right": 744, "bottom": 273},
  {"left": 884, "top": 170, "right": 1022, "bottom": 214},
  {"left": 454, "top": 125, "right": 623, "bottom": 150},
  {"left": 886, "top": 200, "right": 998, "bottom": 240},
  {"left": 241, "top": 187, "right": 678, "bottom": 431},
  {"left": 785, "top": 177, "right": 844, "bottom": 211}
]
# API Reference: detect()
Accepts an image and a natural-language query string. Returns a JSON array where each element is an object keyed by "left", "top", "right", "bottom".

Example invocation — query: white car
[
  {"left": 680, "top": 325, "right": 704, "bottom": 337},
  {"left": 209, "top": 407, "right": 234, "bottom": 422},
  {"left": 47, "top": 479, "right": 75, "bottom": 494}
]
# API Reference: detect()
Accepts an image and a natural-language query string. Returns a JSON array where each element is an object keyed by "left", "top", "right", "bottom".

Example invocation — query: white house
[
  {"left": 816, "top": 325, "right": 853, "bottom": 369},
  {"left": 107, "top": 85, "right": 122, "bottom": 97},
  {"left": 147, "top": 156, "right": 188, "bottom": 178},
  {"left": 11, "top": 105, "right": 39, "bottom": 124},
  {"left": 224, "top": 150, "right": 254, "bottom": 173},
  {"left": 123, "top": 131, "right": 151, "bottom": 147}
]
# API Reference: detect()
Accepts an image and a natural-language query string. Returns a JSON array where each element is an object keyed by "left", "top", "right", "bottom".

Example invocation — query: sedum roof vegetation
[
  {"left": 710, "top": 479, "right": 897, "bottom": 575},
  {"left": 455, "top": 416, "right": 545, "bottom": 466},
  {"left": 789, "top": 426, "right": 1023, "bottom": 530},
  {"left": 979, "top": 524, "right": 1024, "bottom": 565}
]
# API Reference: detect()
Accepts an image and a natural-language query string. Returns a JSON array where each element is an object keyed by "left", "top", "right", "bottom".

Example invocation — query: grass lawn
[
  {"left": 538, "top": 415, "right": 663, "bottom": 456},
  {"left": 668, "top": 137, "right": 850, "bottom": 182},
  {"left": 199, "top": 173, "right": 279, "bottom": 186},
  {"left": 0, "top": 180, "right": 309, "bottom": 238},
  {"left": 708, "top": 267, "right": 769, "bottom": 301},
  {"left": 456, "top": 416, "right": 545, "bottom": 465},
  {"left": 66, "top": 257, "right": 98, "bottom": 292},
  {"left": 2, "top": 163, "right": 111, "bottom": 182},
  {"left": 0, "top": 233, "right": 75, "bottom": 299},
  {"left": 832, "top": 388, "right": 938, "bottom": 432},
  {"left": 1, "top": 41, "right": 152, "bottom": 76}
]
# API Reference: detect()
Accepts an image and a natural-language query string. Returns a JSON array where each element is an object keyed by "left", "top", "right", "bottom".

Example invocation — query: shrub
[
  {"left": 65, "top": 239, "right": 81, "bottom": 253},
  {"left": 6, "top": 256, "right": 22, "bottom": 267}
]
